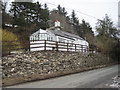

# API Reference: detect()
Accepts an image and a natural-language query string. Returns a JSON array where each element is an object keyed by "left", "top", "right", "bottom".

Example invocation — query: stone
[
  {"left": 11, "top": 68, "right": 15, "bottom": 72},
  {"left": 19, "top": 72, "right": 24, "bottom": 75},
  {"left": 2, "top": 51, "right": 114, "bottom": 79}
]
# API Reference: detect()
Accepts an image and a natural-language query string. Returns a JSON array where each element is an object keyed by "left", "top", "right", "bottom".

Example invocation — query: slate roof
[{"left": 48, "top": 29, "right": 84, "bottom": 41}]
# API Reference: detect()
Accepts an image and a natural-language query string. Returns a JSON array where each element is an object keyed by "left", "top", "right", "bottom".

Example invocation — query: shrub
[
  {"left": 88, "top": 53, "right": 95, "bottom": 57},
  {"left": 1, "top": 29, "right": 22, "bottom": 56}
]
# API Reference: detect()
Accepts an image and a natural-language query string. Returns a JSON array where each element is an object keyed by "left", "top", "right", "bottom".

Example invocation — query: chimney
[{"left": 55, "top": 20, "right": 60, "bottom": 27}]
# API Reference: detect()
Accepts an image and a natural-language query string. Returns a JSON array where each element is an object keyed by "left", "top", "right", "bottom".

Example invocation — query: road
[{"left": 5, "top": 65, "right": 119, "bottom": 88}]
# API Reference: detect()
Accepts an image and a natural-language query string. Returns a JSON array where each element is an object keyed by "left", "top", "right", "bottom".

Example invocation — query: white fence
[{"left": 30, "top": 40, "right": 89, "bottom": 52}]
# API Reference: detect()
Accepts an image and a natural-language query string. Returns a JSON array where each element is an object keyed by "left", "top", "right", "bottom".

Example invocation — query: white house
[{"left": 30, "top": 20, "right": 89, "bottom": 52}]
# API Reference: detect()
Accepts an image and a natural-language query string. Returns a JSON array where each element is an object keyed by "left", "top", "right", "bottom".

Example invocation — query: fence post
[
  {"left": 44, "top": 40, "right": 46, "bottom": 51},
  {"left": 75, "top": 44, "right": 76, "bottom": 52},
  {"left": 56, "top": 42, "right": 58, "bottom": 51},
  {"left": 81, "top": 45, "right": 83, "bottom": 52},
  {"left": 87, "top": 46, "right": 89, "bottom": 52},
  {"left": 33, "top": 36, "right": 34, "bottom": 42},
  {"left": 29, "top": 40, "right": 30, "bottom": 51},
  {"left": 67, "top": 43, "right": 69, "bottom": 52}
]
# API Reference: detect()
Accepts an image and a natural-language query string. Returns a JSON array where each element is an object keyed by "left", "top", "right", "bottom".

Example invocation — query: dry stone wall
[{"left": 2, "top": 51, "right": 115, "bottom": 86}]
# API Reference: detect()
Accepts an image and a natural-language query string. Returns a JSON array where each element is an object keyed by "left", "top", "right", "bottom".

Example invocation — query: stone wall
[{"left": 2, "top": 51, "right": 116, "bottom": 86}]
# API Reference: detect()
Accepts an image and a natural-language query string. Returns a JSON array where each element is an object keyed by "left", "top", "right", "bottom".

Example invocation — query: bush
[
  {"left": 1, "top": 29, "right": 22, "bottom": 56},
  {"left": 88, "top": 53, "right": 95, "bottom": 57}
]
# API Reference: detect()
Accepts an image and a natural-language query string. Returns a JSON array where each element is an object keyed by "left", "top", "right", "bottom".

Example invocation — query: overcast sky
[{"left": 3, "top": 0, "right": 120, "bottom": 33}]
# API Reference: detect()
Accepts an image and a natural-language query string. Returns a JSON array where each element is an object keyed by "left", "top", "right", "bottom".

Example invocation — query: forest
[{"left": 1, "top": 1, "right": 120, "bottom": 61}]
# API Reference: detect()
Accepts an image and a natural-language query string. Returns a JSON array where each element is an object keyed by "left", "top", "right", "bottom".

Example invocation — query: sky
[{"left": 3, "top": 0, "right": 120, "bottom": 34}]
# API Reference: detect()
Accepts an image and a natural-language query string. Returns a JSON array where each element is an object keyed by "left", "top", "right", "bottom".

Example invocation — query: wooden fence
[
  {"left": 30, "top": 40, "right": 89, "bottom": 52},
  {"left": 2, "top": 40, "right": 29, "bottom": 56},
  {"left": 2, "top": 40, "right": 91, "bottom": 56}
]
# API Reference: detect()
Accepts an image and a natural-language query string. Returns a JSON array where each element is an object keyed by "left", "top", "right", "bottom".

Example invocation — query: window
[
  {"left": 42, "top": 34, "right": 44, "bottom": 40},
  {"left": 35, "top": 35, "right": 38, "bottom": 40},
  {"left": 47, "top": 35, "right": 50, "bottom": 40},
  {"left": 40, "top": 34, "right": 46, "bottom": 40},
  {"left": 33, "top": 36, "right": 35, "bottom": 40},
  {"left": 30, "top": 36, "right": 33, "bottom": 40},
  {"left": 51, "top": 37, "right": 53, "bottom": 41}
]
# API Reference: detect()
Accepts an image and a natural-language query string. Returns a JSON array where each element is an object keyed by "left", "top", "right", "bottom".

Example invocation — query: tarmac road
[{"left": 5, "top": 65, "right": 119, "bottom": 88}]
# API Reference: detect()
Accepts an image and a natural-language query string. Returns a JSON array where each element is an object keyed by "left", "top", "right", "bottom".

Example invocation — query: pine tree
[
  {"left": 57, "top": 5, "right": 62, "bottom": 14},
  {"left": 9, "top": 2, "right": 50, "bottom": 30},
  {"left": 62, "top": 7, "right": 67, "bottom": 16},
  {"left": 95, "top": 14, "right": 118, "bottom": 54},
  {"left": 71, "top": 10, "right": 79, "bottom": 25},
  {"left": 79, "top": 19, "right": 93, "bottom": 38},
  {"left": 96, "top": 14, "right": 117, "bottom": 38},
  {"left": 38, "top": 3, "right": 50, "bottom": 29}
]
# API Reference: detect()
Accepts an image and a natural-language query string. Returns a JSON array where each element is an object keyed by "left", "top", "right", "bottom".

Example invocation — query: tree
[
  {"left": 78, "top": 20, "right": 95, "bottom": 49},
  {"left": 40, "top": 3, "right": 50, "bottom": 29},
  {"left": 57, "top": 5, "right": 62, "bottom": 14},
  {"left": 62, "top": 7, "right": 67, "bottom": 16},
  {"left": 79, "top": 20, "right": 93, "bottom": 38},
  {"left": 71, "top": 10, "right": 79, "bottom": 25},
  {"left": 70, "top": 10, "right": 80, "bottom": 36},
  {"left": 9, "top": 2, "right": 50, "bottom": 29},
  {"left": 111, "top": 39, "right": 120, "bottom": 62},
  {"left": 57, "top": 5, "right": 67, "bottom": 16},
  {"left": 96, "top": 14, "right": 117, "bottom": 38},
  {"left": 8, "top": 2, "right": 50, "bottom": 49},
  {"left": 9, "top": 2, "right": 50, "bottom": 33},
  {"left": 95, "top": 14, "right": 119, "bottom": 58},
  {"left": 71, "top": 11, "right": 95, "bottom": 49}
]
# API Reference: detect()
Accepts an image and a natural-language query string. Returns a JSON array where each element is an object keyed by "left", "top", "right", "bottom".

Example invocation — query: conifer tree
[{"left": 96, "top": 14, "right": 117, "bottom": 38}]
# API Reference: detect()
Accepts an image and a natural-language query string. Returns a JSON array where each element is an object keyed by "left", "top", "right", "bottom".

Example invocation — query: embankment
[{"left": 2, "top": 51, "right": 116, "bottom": 86}]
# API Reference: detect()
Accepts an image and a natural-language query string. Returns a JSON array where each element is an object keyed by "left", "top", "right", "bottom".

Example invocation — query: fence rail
[
  {"left": 30, "top": 40, "right": 89, "bottom": 52},
  {"left": 2, "top": 40, "right": 29, "bottom": 56},
  {"left": 2, "top": 40, "right": 93, "bottom": 56}
]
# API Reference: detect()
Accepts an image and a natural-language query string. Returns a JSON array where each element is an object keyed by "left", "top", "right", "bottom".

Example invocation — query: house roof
[
  {"left": 63, "top": 31, "right": 84, "bottom": 40},
  {"left": 30, "top": 28, "right": 85, "bottom": 41},
  {"left": 47, "top": 30, "right": 74, "bottom": 40},
  {"left": 48, "top": 29, "right": 84, "bottom": 41}
]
